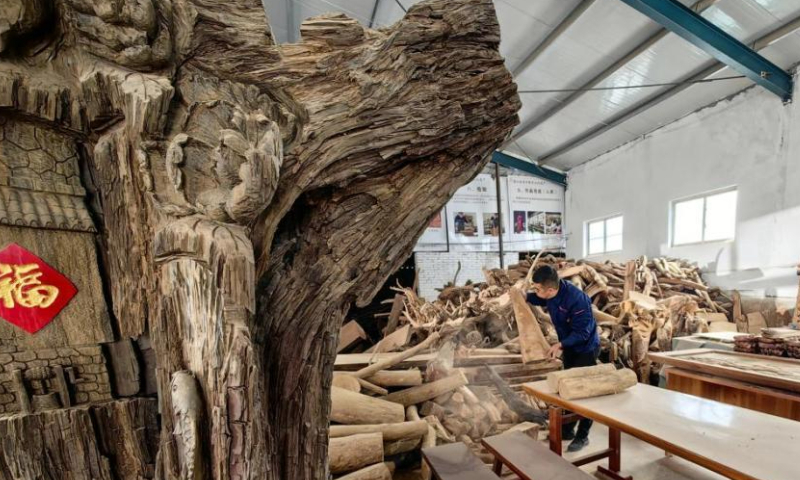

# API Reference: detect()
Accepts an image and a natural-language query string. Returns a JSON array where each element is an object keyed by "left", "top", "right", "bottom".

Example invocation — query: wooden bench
[
  {"left": 421, "top": 442, "right": 498, "bottom": 480},
  {"left": 481, "top": 431, "right": 591, "bottom": 480}
]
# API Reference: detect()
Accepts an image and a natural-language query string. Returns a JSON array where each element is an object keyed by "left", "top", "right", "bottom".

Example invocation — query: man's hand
[{"left": 547, "top": 342, "right": 563, "bottom": 359}]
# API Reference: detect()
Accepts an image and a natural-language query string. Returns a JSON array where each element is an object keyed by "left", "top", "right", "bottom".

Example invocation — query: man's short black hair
[{"left": 532, "top": 265, "right": 559, "bottom": 289}]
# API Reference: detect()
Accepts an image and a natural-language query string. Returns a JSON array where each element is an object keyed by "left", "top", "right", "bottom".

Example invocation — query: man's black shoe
[
  {"left": 567, "top": 437, "right": 589, "bottom": 452},
  {"left": 561, "top": 430, "right": 575, "bottom": 441}
]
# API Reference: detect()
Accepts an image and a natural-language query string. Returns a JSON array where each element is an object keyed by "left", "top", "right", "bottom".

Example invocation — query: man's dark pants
[{"left": 561, "top": 347, "right": 600, "bottom": 440}]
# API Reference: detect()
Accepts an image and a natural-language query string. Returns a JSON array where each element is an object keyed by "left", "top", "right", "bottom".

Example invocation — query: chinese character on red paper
[{"left": 0, "top": 244, "right": 77, "bottom": 334}]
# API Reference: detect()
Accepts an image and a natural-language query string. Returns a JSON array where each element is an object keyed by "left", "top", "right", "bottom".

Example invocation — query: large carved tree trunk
[{"left": 0, "top": 0, "right": 519, "bottom": 478}]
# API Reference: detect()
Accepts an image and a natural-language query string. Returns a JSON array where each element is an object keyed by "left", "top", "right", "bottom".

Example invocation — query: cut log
[
  {"left": 623, "top": 261, "right": 636, "bottom": 300},
  {"left": 509, "top": 288, "right": 550, "bottom": 363},
  {"left": 546, "top": 364, "right": 616, "bottom": 391},
  {"left": 423, "top": 415, "right": 455, "bottom": 443},
  {"left": 365, "top": 369, "right": 423, "bottom": 388},
  {"left": 593, "top": 306, "right": 619, "bottom": 324},
  {"left": 383, "top": 371, "right": 468, "bottom": 407},
  {"left": 331, "top": 387, "right": 405, "bottom": 425},
  {"left": 339, "top": 321, "right": 368, "bottom": 353},
  {"left": 337, "top": 463, "right": 392, "bottom": 480},
  {"left": 558, "top": 369, "right": 638, "bottom": 400},
  {"left": 354, "top": 332, "right": 440, "bottom": 379},
  {"left": 356, "top": 378, "right": 389, "bottom": 396},
  {"left": 333, "top": 373, "right": 362, "bottom": 392},
  {"left": 367, "top": 325, "right": 412, "bottom": 354},
  {"left": 329, "top": 421, "right": 429, "bottom": 441},
  {"left": 384, "top": 437, "right": 422, "bottom": 456},
  {"left": 329, "top": 433, "right": 384, "bottom": 474},
  {"left": 406, "top": 405, "right": 420, "bottom": 421}
]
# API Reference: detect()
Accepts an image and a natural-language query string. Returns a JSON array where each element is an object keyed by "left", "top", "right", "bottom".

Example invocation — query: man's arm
[
  {"left": 559, "top": 295, "right": 595, "bottom": 349},
  {"left": 526, "top": 292, "right": 547, "bottom": 306}
]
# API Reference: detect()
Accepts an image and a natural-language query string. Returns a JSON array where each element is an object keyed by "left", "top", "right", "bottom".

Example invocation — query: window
[
  {"left": 586, "top": 215, "right": 623, "bottom": 255},
  {"left": 671, "top": 188, "right": 737, "bottom": 246}
]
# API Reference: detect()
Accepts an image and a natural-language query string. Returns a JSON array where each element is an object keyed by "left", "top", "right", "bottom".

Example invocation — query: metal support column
[{"left": 495, "top": 162, "right": 504, "bottom": 269}]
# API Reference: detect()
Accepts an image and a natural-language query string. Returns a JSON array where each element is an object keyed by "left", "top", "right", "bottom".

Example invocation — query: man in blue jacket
[{"left": 527, "top": 264, "right": 600, "bottom": 452}]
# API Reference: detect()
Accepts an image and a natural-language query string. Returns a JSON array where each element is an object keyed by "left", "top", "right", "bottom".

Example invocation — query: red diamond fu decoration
[{"left": 0, "top": 243, "right": 77, "bottom": 334}]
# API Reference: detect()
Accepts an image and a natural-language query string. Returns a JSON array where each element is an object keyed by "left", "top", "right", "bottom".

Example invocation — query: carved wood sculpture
[{"left": 0, "top": 0, "right": 519, "bottom": 478}]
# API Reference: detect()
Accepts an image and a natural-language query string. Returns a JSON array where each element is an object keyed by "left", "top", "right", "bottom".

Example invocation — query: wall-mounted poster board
[
  {"left": 506, "top": 175, "right": 565, "bottom": 252},
  {"left": 414, "top": 174, "right": 564, "bottom": 253}
]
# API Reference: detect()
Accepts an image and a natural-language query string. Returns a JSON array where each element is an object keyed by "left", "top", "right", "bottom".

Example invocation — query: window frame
[
  {"left": 585, "top": 214, "right": 623, "bottom": 256},
  {"left": 670, "top": 186, "right": 737, "bottom": 247}
]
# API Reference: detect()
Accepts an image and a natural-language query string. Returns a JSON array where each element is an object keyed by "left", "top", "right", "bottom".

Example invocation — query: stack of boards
[{"left": 546, "top": 364, "right": 637, "bottom": 400}]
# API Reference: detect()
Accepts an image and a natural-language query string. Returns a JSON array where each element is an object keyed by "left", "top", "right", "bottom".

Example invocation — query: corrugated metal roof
[{"left": 263, "top": 0, "right": 800, "bottom": 172}]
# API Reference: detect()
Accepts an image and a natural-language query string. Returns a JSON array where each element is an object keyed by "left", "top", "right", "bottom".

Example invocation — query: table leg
[
  {"left": 492, "top": 458, "right": 502, "bottom": 475},
  {"left": 548, "top": 406, "right": 563, "bottom": 456},
  {"left": 597, "top": 427, "right": 632, "bottom": 480}
]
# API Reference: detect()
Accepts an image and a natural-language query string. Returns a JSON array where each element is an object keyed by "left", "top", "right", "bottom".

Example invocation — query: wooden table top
[{"left": 523, "top": 380, "right": 800, "bottom": 480}]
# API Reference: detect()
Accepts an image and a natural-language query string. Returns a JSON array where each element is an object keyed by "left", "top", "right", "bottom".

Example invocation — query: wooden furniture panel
[
  {"left": 649, "top": 349, "right": 800, "bottom": 394},
  {"left": 664, "top": 367, "right": 800, "bottom": 421},
  {"left": 481, "top": 431, "right": 591, "bottom": 480},
  {"left": 421, "top": 442, "right": 498, "bottom": 480},
  {"left": 523, "top": 380, "right": 800, "bottom": 480}
]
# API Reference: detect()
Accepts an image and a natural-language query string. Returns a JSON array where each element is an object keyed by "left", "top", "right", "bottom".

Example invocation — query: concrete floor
[{"left": 561, "top": 424, "right": 727, "bottom": 480}]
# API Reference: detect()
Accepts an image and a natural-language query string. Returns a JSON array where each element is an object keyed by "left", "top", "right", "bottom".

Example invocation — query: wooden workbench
[
  {"left": 664, "top": 367, "right": 800, "bottom": 421},
  {"left": 523, "top": 380, "right": 800, "bottom": 480}
]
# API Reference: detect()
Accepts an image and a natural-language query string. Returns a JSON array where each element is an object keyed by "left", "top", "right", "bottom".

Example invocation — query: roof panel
[
  {"left": 494, "top": 1, "right": 555, "bottom": 68},
  {"left": 498, "top": 0, "right": 583, "bottom": 28}
]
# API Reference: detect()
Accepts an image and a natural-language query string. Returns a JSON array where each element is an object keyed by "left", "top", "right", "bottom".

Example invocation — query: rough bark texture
[{"left": 0, "top": 0, "right": 519, "bottom": 478}]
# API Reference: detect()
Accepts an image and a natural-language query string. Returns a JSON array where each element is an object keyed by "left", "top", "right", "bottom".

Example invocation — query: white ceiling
[{"left": 261, "top": 0, "right": 800, "bottom": 172}]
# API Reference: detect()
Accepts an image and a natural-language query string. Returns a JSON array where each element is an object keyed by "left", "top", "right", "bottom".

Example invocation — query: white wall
[
  {"left": 566, "top": 80, "right": 800, "bottom": 299},
  {"left": 416, "top": 252, "right": 518, "bottom": 301}
]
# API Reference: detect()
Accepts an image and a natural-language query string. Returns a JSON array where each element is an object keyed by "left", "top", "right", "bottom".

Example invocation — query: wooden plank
[
  {"left": 339, "top": 321, "right": 368, "bottom": 353},
  {"left": 522, "top": 381, "right": 800, "bottom": 480},
  {"left": 384, "top": 294, "right": 406, "bottom": 335},
  {"left": 482, "top": 431, "right": 590, "bottom": 480},
  {"left": 745, "top": 312, "right": 767, "bottom": 335},
  {"left": 366, "top": 325, "right": 411, "bottom": 354},
  {"left": 335, "top": 353, "right": 435, "bottom": 371},
  {"left": 509, "top": 288, "right": 549, "bottom": 363},
  {"left": 649, "top": 349, "right": 800, "bottom": 394},
  {"left": 421, "top": 443, "right": 498, "bottom": 480}
]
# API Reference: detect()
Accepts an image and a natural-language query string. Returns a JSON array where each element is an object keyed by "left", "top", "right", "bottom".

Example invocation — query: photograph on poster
[
  {"left": 453, "top": 212, "right": 478, "bottom": 236},
  {"left": 527, "top": 211, "right": 546, "bottom": 234},
  {"left": 545, "top": 212, "right": 562, "bottom": 234},
  {"left": 482, "top": 213, "right": 505, "bottom": 237},
  {"left": 513, "top": 211, "right": 526, "bottom": 234},
  {"left": 428, "top": 212, "right": 442, "bottom": 228}
]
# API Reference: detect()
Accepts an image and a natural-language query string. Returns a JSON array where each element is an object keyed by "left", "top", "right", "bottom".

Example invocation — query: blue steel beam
[
  {"left": 491, "top": 151, "right": 566, "bottom": 186},
  {"left": 617, "top": 0, "right": 792, "bottom": 101}
]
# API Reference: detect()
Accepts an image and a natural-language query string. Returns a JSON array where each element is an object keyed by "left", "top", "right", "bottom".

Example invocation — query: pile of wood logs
[
  {"left": 385, "top": 255, "right": 736, "bottom": 383},
  {"left": 332, "top": 332, "right": 560, "bottom": 478},
  {"left": 330, "top": 254, "right": 755, "bottom": 477}
]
